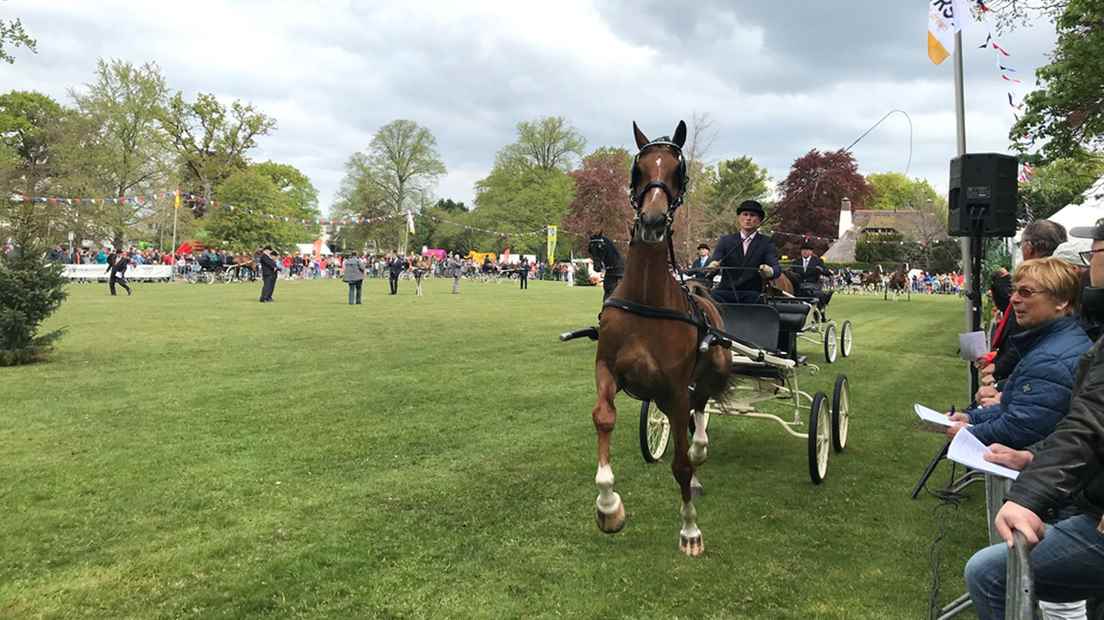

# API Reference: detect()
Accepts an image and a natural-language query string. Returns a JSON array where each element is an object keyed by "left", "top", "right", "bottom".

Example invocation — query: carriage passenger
[
  {"left": 705, "top": 200, "right": 781, "bottom": 304},
  {"left": 790, "top": 239, "right": 831, "bottom": 314},
  {"left": 947, "top": 258, "right": 1090, "bottom": 449}
]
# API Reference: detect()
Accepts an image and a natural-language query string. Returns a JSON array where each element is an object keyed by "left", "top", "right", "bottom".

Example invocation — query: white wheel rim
[
  {"left": 648, "top": 407, "right": 670, "bottom": 458},
  {"left": 838, "top": 381, "right": 850, "bottom": 448},
  {"left": 842, "top": 323, "right": 853, "bottom": 356},
  {"left": 817, "top": 406, "right": 830, "bottom": 476},
  {"left": 825, "top": 326, "right": 837, "bottom": 362}
]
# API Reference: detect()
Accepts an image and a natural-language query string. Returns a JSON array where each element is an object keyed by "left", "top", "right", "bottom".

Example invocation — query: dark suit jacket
[
  {"left": 709, "top": 232, "right": 781, "bottom": 293},
  {"left": 259, "top": 254, "right": 278, "bottom": 278},
  {"left": 791, "top": 255, "right": 827, "bottom": 285},
  {"left": 387, "top": 258, "right": 407, "bottom": 276}
]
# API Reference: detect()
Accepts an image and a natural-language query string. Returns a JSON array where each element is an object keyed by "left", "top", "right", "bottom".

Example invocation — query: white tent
[
  {"left": 1048, "top": 175, "right": 1104, "bottom": 231},
  {"left": 295, "top": 243, "right": 333, "bottom": 256}
]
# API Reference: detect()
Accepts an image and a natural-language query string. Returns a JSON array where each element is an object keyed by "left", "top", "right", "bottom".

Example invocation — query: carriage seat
[
  {"left": 715, "top": 303, "right": 781, "bottom": 352},
  {"left": 765, "top": 298, "right": 812, "bottom": 333}
]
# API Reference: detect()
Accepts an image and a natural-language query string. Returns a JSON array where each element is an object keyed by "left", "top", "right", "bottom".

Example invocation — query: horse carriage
[
  {"left": 561, "top": 121, "right": 855, "bottom": 556},
  {"left": 633, "top": 297, "right": 851, "bottom": 484},
  {"left": 773, "top": 290, "right": 854, "bottom": 364}
]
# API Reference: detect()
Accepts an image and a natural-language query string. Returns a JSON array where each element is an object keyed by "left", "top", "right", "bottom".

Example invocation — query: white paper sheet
[
  {"left": 959, "top": 331, "right": 989, "bottom": 361},
  {"left": 947, "top": 428, "right": 1020, "bottom": 480},
  {"left": 914, "top": 403, "right": 967, "bottom": 428}
]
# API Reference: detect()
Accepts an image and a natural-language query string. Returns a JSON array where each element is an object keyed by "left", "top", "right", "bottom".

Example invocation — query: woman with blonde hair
[{"left": 948, "top": 257, "right": 1091, "bottom": 448}]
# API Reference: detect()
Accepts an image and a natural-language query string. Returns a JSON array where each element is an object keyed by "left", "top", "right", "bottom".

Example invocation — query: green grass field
[{"left": 2, "top": 277, "right": 991, "bottom": 618}]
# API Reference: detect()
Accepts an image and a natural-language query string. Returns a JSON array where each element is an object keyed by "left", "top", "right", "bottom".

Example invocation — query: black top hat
[
  {"left": 800, "top": 239, "right": 814, "bottom": 250},
  {"left": 697, "top": 243, "right": 710, "bottom": 251},
  {"left": 736, "top": 200, "right": 765, "bottom": 218},
  {"left": 1070, "top": 218, "right": 1104, "bottom": 241}
]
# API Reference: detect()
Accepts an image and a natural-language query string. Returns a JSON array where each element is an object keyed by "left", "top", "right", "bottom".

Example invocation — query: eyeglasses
[
  {"left": 1011, "top": 285, "right": 1050, "bottom": 299},
  {"left": 1078, "top": 248, "right": 1104, "bottom": 265}
]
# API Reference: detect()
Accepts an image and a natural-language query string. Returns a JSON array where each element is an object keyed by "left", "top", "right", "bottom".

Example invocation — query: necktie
[{"left": 742, "top": 235, "right": 752, "bottom": 254}]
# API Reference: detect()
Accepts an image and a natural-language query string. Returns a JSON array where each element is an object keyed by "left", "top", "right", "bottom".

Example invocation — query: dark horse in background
[
  {"left": 590, "top": 121, "right": 731, "bottom": 557},
  {"left": 886, "top": 263, "right": 910, "bottom": 299},
  {"left": 587, "top": 233, "right": 624, "bottom": 300}
]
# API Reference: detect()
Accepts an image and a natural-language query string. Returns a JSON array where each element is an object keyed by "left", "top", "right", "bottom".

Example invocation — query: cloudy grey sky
[{"left": 3, "top": 1, "right": 1056, "bottom": 214}]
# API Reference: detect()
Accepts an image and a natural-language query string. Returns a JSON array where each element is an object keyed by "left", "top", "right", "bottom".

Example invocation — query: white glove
[{"left": 758, "top": 264, "right": 774, "bottom": 279}]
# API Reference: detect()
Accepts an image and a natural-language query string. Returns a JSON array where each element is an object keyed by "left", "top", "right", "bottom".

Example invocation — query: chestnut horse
[{"left": 591, "top": 121, "right": 732, "bottom": 556}]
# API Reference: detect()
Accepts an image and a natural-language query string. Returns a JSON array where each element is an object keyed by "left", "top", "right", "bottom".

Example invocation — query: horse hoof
[
  {"left": 596, "top": 501, "right": 626, "bottom": 534},
  {"left": 679, "top": 534, "right": 704, "bottom": 557}
]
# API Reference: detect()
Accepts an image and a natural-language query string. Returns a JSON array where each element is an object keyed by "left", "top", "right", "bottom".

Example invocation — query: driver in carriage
[
  {"left": 791, "top": 239, "right": 832, "bottom": 316},
  {"left": 704, "top": 200, "right": 781, "bottom": 304}
]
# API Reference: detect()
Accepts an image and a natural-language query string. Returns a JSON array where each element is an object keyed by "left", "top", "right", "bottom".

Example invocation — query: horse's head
[
  {"left": 588, "top": 233, "right": 608, "bottom": 267},
  {"left": 630, "top": 121, "right": 688, "bottom": 244}
]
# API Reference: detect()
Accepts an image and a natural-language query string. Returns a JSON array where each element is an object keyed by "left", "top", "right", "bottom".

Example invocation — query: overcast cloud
[{"left": 3, "top": 1, "right": 1057, "bottom": 214}]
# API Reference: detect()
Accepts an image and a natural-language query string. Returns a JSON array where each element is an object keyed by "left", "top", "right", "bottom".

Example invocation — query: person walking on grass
[
  {"left": 259, "top": 246, "right": 278, "bottom": 303},
  {"left": 343, "top": 252, "right": 365, "bottom": 305},
  {"left": 106, "top": 249, "right": 132, "bottom": 296},
  {"left": 387, "top": 253, "right": 407, "bottom": 295}
]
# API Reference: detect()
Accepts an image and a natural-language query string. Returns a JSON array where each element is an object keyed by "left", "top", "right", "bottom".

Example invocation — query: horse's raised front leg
[
  {"left": 665, "top": 392, "right": 703, "bottom": 556},
  {"left": 687, "top": 409, "right": 709, "bottom": 498},
  {"left": 593, "top": 360, "right": 625, "bottom": 533}
]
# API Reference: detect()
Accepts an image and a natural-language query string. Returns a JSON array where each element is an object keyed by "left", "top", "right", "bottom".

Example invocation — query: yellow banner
[
  {"left": 174, "top": 190, "right": 181, "bottom": 209},
  {"left": 547, "top": 225, "right": 557, "bottom": 263}
]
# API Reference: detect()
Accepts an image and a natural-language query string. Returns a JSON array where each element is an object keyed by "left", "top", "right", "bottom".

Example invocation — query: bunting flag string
[{"left": 973, "top": 1, "right": 1038, "bottom": 176}]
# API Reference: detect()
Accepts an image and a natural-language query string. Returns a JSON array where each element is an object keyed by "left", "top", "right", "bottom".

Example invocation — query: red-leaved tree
[
  {"left": 562, "top": 148, "right": 633, "bottom": 250},
  {"left": 772, "top": 149, "right": 872, "bottom": 257}
]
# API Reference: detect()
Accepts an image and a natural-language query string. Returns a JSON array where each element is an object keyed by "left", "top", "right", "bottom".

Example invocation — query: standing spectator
[
  {"left": 518, "top": 256, "right": 530, "bottom": 290},
  {"left": 448, "top": 253, "right": 462, "bottom": 294},
  {"left": 342, "top": 252, "right": 365, "bottom": 305},
  {"left": 259, "top": 246, "right": 278, "bottom": 303},
  {"left": 387, "top": 253, "right": 406, "bottom": 295},
  {"left": 105, "top": 249, "right": 132, "bottom": 296}
]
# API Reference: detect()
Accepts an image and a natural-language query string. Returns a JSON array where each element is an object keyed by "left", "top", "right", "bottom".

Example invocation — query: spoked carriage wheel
[
  {"left": 807, "top": 391, "right": 830, "bottom": 484},
  {"left": 639, "top": 400, "right": 671, "bottom": 463},
  {"left": 831, "top": 374, "right": 850, "bottom": 452},
  {"left": 840, "top": 320, "right": 853, "bottom": 358},
  {"left": 823, "top": 323, "right": 838, "bottom": 363}
]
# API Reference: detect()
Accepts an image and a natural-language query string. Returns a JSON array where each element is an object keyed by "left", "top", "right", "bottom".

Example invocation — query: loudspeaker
[{"left": 948, "top": 153, "right": 1019, "bottom": 237}]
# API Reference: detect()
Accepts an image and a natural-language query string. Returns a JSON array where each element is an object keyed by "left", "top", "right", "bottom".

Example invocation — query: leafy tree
[
  {"left": 70, "top": 59, "right": 171, "bottom": 246},
  {"left": 498, "top": 116, "right": 585, "bottom": 172},
  {"left": 1011, "top": 0, "right": 1104, "bottom": 159},
  {"left": 701, "top": 156, "right": 771, "bottom": 240},
  {"left": 0, "top": 17, "right": 36, "bottom": 64},
  {"left": 251, "top": 161, "right": 321, "bottom": 222},
  {"left": 773, "top": 149, "right": 871, "bottom": 257},
  {"left": 0, "top": 91, "right": 70, "bottom": 244},
  {"left": 434, "top": 198, "right": 468, "bottom": 213},
  {"left": 1017, "top": 154, "right": 1104, "bottom": 219},
  {"left": 562, "top": 147, "right": 632, "bottom": 248},
  {"left": 471, "top": 157, "right": 575, "bottom": 256},
  {"left": 204, "top": 169, "right": 314, "bottom": 251},
  {"left": 0, "top": 227, "right": 67, "bottom": 366},
  {"left": 158, "top": 92, "right": 276, "bottom": 209}
]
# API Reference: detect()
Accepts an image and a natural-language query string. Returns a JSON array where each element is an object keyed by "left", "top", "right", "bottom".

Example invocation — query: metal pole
[
  {"left": 170, "top": 191, "right": 179, "bottom": 282},
  {"left": 953, "top": 30, "right": 977, "bottom": 400}
]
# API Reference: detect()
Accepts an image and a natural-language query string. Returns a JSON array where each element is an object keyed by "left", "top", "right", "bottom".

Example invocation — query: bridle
[{"left": 629, "top": 139, "right": 688, "bottom": 233}]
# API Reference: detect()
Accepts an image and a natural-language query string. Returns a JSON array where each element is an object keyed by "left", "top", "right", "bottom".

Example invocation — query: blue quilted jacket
[{"left": 968, "top": 316, "right": 1091, "bottom": 448}]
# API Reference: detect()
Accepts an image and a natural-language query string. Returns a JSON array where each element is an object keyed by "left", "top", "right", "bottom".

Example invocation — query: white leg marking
[
  {"left": 680, "top": 500, "right": 701, "bottom": 540},
  {"left": 688, "top": 411, "right": 709, "bottom": 466},
  {"left": 595, "top": 463, "right": 621, "bottom": 513}
]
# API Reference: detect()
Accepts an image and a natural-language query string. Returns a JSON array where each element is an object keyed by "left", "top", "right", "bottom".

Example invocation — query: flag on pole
[
  {"left": 174, "top": 189, "right": 181, "bottom": 209},
  {"left": 406, "top": 210, "right": 416, "bottom": 234},
  {"left": 546, "top": 225, "right": 557, "bottom": 263},
  {"left": 928, "top": 0, "right": 967, "bottom": 65}
]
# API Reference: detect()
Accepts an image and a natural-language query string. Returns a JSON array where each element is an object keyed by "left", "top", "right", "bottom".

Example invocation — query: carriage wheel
[
  {"left": 840, "top": 320, "right": 853, "bottom": 358},
  {"left": 639, "top": 400, "right": 670, "bottom": 463},
  {"left": 807, "top": 391, "right": 830, "bottom": 484},
  {"left": 831, "top": 375, "right": 850, "bottom": 453},
  {"left": 823, "top": 323, "right": 838, "bottom": 364}
]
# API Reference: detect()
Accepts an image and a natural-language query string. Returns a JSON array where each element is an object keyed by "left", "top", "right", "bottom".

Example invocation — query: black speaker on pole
[{"left": 948, "top": 153, "right": 1019, "bottom": 237}]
